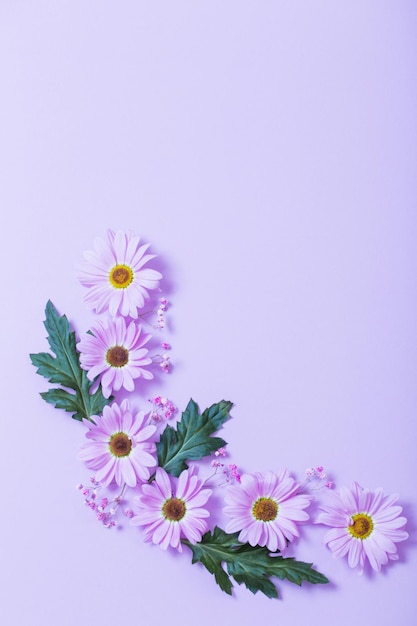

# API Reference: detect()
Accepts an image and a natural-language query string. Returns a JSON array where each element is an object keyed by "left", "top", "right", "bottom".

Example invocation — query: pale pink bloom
[
  {"left": 223, "top": 470, "right": 312, "bottom": 552},
  {"left": 80, "top": 400, "right": 157, "bottom": 487},
  {"left": 131, "top": 466, "right": 212, "bottom": 551},
  {"left": 77, "top": 316, "right": 153, "bottom": 398},
  {"left": 316, "top": 482, "right": 408, "bottom": 573},
  {"left": 78, "top": 229, "right": 162, "bottom": 318}
]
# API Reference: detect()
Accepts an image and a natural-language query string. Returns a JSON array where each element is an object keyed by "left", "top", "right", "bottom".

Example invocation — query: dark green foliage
[
  {"left": 156, "top": 399, "right": 232, "bottom": 476},
  {"left": 183, "top": 526, "right": 329, "bottom": 599},
  {"left": 30, "top": 300, "right": 111, "bottom": 421}
]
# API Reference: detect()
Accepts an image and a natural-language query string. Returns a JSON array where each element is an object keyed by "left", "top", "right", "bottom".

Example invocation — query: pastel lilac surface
[
  {"left": 316, "top": 482, "right": 409, "bottom": 573},
  {"left": 2, "top": 1, "right": 417, "bottom": 625}
]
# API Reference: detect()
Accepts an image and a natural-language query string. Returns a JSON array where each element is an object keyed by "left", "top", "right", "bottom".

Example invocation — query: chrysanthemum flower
[
  {"left": 131, "top": 466, "right": 212, "bottom": 551},
  {"left": 80, "top": 400, "right": 157, "bottom": 487},
  {"left": 78, "top": 229, "right": 162, "bottom": 318},
  {"left": 315, "top": 482, "right": 408, "bottom": 573},
  {"left": 223, "top": 470, "right": 312, "bottom": 552},
  {"left": 77, "top": 317, "right": 153, "bottom": 398}
]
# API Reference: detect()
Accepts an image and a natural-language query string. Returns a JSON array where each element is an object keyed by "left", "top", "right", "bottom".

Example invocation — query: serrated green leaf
[
  {"left": 183, "top": 526, "right": 329, "bottom": 599},
  {"left": 30, "top": 300, "right": 111, "bottom": 421},
  {"left": 229, "top": 567, "right": 278, "bottom": 598},
  {"left": 156, "top": 399, "right": 232, "bottom": 476},
  {"left": 40, "top": 388, "right": 85, "bottom": 421},
  {"left": 189, "top": 541, "right": 233, "bottom": 595}
]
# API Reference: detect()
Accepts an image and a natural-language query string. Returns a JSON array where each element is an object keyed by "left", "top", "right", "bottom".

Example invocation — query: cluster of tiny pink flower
[
  {"left": 77, "top": 477, "right": 133, "bottom": 529},
  {"left": 225, "top": 463, "right": 241, "bottom": 483},
  {"left": 211, "top": 460, "right": 242, "bottom": 483},
  {"left": 159, "top": 353, "right": 171, "bottom": 373},
  {"left": 148, "top": 395, "right": 177, "bottom": 423},
  {"left": 143, "top": 304, "right": 172, "bottom": 370},
  {"left": 156, "top": 297, "right": 168, "bottom": 329},
  {"left": 152, "top": 340, "right": 172, "bottom": 373},
  {"left": 303, "top": 465, "right": 333, "bottom": 490},
  {"left": 211, "top": 448, "right": 241, "bottom": 484}
]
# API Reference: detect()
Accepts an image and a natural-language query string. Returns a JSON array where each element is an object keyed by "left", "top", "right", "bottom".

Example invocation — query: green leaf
[
  {"left": 156, "top": 399, "right": 232, "bottom": 476},
  {"left": 183, "top": 526, "right": 329, "bottom": 599},
  {"left": 30, "top": 300, "right": 111, "bottom": 421}
]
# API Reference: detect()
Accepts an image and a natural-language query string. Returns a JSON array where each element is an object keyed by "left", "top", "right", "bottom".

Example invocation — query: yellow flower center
[
  {"left": 348, "top": 513, "right": 374, "bottom": 539},
  {"left": 109, "top": 432, "right": 132, "bottom": 457},
  {"left": 252, "top": 497, "right": 278, "bottom": 522},
  {"left": 162, "top": 497, "right": 186, "bottom": 521},
  {"left": 109, "top": 264, "right": 134, "bottom": 289},
  {"left": 106, "top": 346, "right": 129, "bottom": 367}
]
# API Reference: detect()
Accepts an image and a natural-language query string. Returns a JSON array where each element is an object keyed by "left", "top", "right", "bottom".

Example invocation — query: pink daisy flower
[
  {"left": 80, "top": 400, "right": 157, "bottom": 487},
  {"left": 78, "top": 229, "right": 162, "bottom": 318},
  {"left": 315, "top": 482, "right": 408, "bottom": 573},
  {"left": 77, "top": 316, "right": 153, "bottom": 399},
  {"left": 131, "top": 466, "right": 212, "bottom": 551},
  {"left": 223, "top": 470, "right": 312, "bottom": 552}
]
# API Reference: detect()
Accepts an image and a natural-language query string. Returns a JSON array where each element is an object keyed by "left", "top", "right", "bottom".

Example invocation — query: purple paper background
[{"left": 1, "top": 2, "right": 416, "bottom": 624}]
